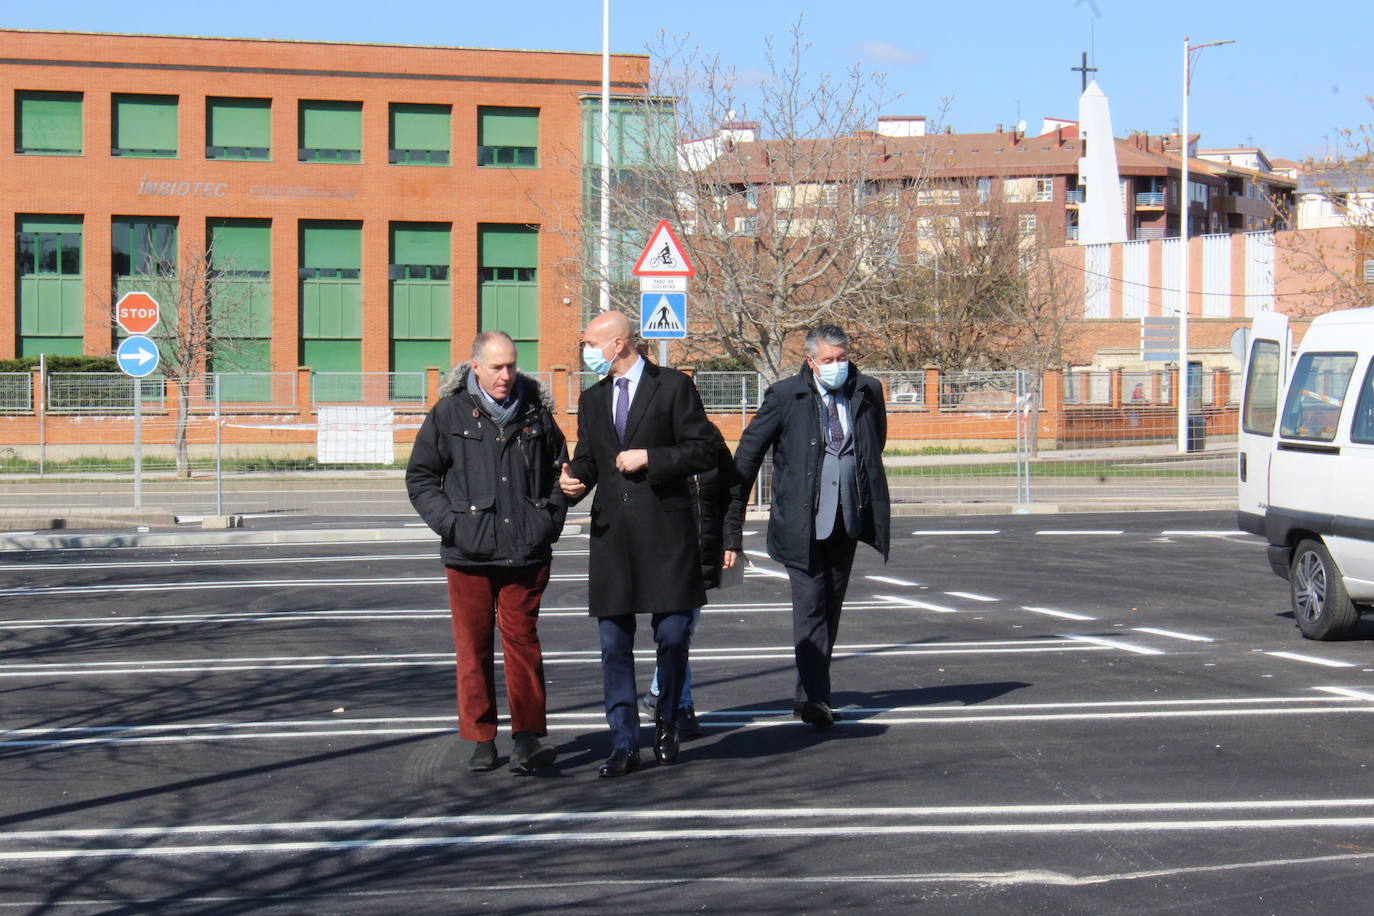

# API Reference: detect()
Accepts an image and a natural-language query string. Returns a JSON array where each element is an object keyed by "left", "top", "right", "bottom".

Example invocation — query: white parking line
[
  {"left": 6, "top": 694, "right": 1364, "bottom": 748},
  {"left": 0, "top": 638, "right": 1100, "bottom": 679},
  {"left": 1266, "top": 651, "right": 1358, "bottom": 669},
  {"left": 1023, "top": 605, "right": 1097, "bottom": 621},
  {"left": 13, "top": 800, "right": 1374, "bottom": 860},
  {"left": 945, "top": 591, "right": 999, "bottom": 602},
  {"left": 877, "top": 595, "right": 958, "bottom": 613},
  {"left": 867, "top": 575, "right": 919, "bottom": 587},
  {"left": 1133, "top": 627, "right": 1215, "bottom": 643},
  {"left": 1315, "top": 686, "right": 1374, "bottom": 702},
  {"left": 1036, "top": 530, "right": 1124, "bottom": 536},
  {"left": 1062, "top": 634, "right": 1166, "bottom": 656},
  {"left": 912, "top": 530, "right": 1000, "bottom": 535},
  {"left": 1159, "top": 530, "right": 1249, "bottom": 537}
]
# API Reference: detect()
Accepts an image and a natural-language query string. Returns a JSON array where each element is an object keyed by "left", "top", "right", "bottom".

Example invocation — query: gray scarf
[{"left": 466, "top": 369, "right": 522, "bottom": 429}]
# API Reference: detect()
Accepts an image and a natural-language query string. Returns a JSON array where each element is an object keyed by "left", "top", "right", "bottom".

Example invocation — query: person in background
[
  {"left": 730, "top": 324, "right": 891, "bottom": 729},
  {"left": 406, "top": 330, "right": 567, "bottom": 775},
  {"left": 642, "top": 439, "right": 742, "bottom": 738},
  {"left": 558, "top": 310, "right": 719, "bottom": 777}
]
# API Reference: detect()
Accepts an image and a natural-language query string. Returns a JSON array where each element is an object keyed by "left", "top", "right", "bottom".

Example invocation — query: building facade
[{"left": 0, "top": 29, "right": 648, "bottom": 374}]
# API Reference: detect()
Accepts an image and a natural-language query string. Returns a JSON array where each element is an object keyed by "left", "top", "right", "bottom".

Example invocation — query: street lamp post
[
  {"left": 1177, "top": 36, "right": 1233, "bottom": 453},
  {"left": 599, "top": 0, "right": 611, "bottom": 313}
]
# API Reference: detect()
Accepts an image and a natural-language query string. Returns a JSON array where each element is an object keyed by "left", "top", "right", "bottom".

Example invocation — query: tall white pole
[
  {"left": 598, "top": 0, "right": 612, "bottom": 313},
  {"left": 1177, "top": 37, "right": 1234, "bottom": 453},
  {"left": 1177, "top": 36, "right": 1189, "bottom": 453}
]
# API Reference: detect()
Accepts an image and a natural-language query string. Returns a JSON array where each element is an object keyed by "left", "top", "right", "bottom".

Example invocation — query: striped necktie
[{"left": 614, "top": 377, "right": 630, "bottom": 444}]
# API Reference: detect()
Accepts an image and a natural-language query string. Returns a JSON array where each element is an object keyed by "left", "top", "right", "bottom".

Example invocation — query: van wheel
[{"left": 1291, "top": 539, "right": 1360, "bottom": 640}]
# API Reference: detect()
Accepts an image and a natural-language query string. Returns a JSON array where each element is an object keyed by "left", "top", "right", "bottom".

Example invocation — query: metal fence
[
  {"left": 0, "top": 372, "right": 31, "bottom": 413},
  {"left": 0, "top": 367, "right": 1241, "bottom": 518}
]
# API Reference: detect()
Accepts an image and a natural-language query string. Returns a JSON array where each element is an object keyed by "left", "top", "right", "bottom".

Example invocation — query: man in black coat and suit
[
  {"left": 731, "top": 324, "right": 891, "bottom": 729},
  {"left": 558, "top": 310, "right": 720, "bottom": 776}
]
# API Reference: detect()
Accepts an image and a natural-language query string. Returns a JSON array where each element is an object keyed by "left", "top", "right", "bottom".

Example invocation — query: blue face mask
[
  {"left": 815, "top": 359, "right": 849, "bottom": 391},
  {"left": 582, "top": 341, "right": 613, "bottom": 376}
]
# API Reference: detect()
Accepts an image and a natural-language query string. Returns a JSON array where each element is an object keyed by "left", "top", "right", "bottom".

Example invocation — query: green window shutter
[
  {"left": 19, "top": 277, "right": 83, "bottom": 336},
  {"left": 207, "top": 98, "right": 270, "bottom": 158},
  {"left": 300, "top": 101, "right": 362, "bottom": 159},
  {"left": 479, "top": 107, "right": 538, "bottom": 147},
  {"left": 208, "top": 220, "right": 271, "bottom": 337},
  {"left": 392, "top": 223, "right": 451, "bottom": 267},
  {"left": 391, "top": 104, "right": 450, "bottom": 151},
  {"left": 391, "top": 281, "right": 451, "bottom": 339},
  {"left": 113, "top": 94, "right": 178, "bottom": 156},
  {"left": 19, "top": 216, "right": 82, "bottom": 235},
  {"left": 302, "top": 339, "right": 361, "bottom": 373},
  {"left": 479, "top": 224, "right": 537, "bottom": 268},
  {"left": 17, "top": 91, "right": 83, "bottom": 154},
  {"left": 480, "top": 282, "right": 540, "bottom": 340},
  {"left": 208, "top": 219, "right": 271, "bottom": 272},
  {"left": 300, "top": 221, "right": 362, "bottom": 343},
  {"left": 19, "top": 337, "right": 84, "bottom": 358},
  {"left": 392, "top": 340, "right": 450, "bottom": 370},
  {"left": 301, "top": 221, "right": 361, "bottom": 269}
]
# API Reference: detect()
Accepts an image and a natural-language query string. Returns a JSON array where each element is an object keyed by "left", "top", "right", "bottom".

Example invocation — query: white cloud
[{"left": 853, "top": 41, "right": 926, "bottom": 66}]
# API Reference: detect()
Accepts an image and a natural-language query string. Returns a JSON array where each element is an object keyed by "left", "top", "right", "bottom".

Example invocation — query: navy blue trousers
[{"left": 597, "top": 611, "right": 693, "bottom": 751}]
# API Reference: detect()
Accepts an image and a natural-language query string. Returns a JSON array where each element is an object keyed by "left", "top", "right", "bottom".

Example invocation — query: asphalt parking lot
[{"left": 5, "top": 509, "right": 1374, "bottom": 912}]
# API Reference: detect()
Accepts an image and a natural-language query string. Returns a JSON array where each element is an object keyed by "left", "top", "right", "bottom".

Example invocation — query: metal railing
[
  {"left": 938, "top": 371, "right": 1018, "bottom": 411},
  {"left": 869, "top": 371, "right": 926, "bottom": 410},
  {"left": 1065, "top": 189, "right": 1085, "bottom": 203},
  {"left": 1136, "top": 191, "right": 1167, "bottom": 206},
  {"left": 1136, "top": 227, "right": 1168, "bottom": 240},
  {"left": 0, "top": 373, "right": 32, "bottom": 413},
  {"left": 694, "top": 371, "right": 761, "bottom": 410}
]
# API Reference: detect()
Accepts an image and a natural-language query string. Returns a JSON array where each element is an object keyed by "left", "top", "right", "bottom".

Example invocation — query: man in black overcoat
[
  {"left": 558, "top": 310, "right": 719, "bottom": 776},
  {"left": 730, "top": 324, "right": 891, "bottom": 729}
]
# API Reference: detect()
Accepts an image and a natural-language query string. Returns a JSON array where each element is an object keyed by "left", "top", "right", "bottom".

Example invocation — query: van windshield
[{"left": 1279, "top": 352, "right": 1357, "bottom": 441}]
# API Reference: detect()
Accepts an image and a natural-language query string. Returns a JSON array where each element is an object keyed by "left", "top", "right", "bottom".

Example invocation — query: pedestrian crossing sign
[{"left": 640, "top": 293, "right": 687, "bottom": 339}]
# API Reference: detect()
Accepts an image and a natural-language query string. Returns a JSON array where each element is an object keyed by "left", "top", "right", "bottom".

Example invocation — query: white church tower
[{"left": 1076, "top": 80, "right": 1128, "bottom": 244}]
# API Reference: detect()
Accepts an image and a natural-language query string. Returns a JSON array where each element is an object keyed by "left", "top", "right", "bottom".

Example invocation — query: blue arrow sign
[
  {"left": 640, "top": 292, "right": 686, "bottom": 339},
  {"left": 116, "top": 335, "right": 160, "bottom": 378}
]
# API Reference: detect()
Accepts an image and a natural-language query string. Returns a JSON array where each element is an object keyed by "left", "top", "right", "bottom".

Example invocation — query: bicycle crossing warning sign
[
  {"left": 631, "top": 220, "right": 695, "bottom": 277},
  {"left": 640, "top": 293, "right": 687, "bottom": 339}
]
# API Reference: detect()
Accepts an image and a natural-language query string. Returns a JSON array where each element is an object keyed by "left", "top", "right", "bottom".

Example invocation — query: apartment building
[
  {"left": 684, "top": 115, "right": 1294, "bottom": 247},
  {"left": 0, "top": 29, "right": 649, "bottom": 375}
]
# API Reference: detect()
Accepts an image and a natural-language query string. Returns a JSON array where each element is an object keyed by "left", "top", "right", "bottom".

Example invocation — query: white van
[{"left": 1238, "top": 307, "right": 1374, "bottom": 639}]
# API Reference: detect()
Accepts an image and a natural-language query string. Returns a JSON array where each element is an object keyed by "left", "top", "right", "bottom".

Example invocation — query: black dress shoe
[
  {"left": 597, "top": 748, "right": 641, "bottom": 778},
  {"left": 654, "top": 721, "right": 680, "bottom": 763},
  {"left": 509, "top": 731, "right": 557, "bottom": 776},
  {"left": 467, "top": 739, "right": 498, "bottom": 771},
  {"left": 677, "top": 705, "right": 702, "bottom": 740},
  {"left": 794, "top": 701, "right": 835, "bottom": 729}
]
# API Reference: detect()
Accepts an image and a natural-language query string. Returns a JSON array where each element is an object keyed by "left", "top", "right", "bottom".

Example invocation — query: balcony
[
  {"left": 1065, "top": 189, "right": 1085, "bottom": 204},
  {"left": 1135, "top": 227, "right": 1167, "bottom": 240},
  {"left": 1135, "top": 191, "right": 1166, "bottom": 208},
  {"left": 1065, "top": 225, "right": 1079, "bottom": 241}
]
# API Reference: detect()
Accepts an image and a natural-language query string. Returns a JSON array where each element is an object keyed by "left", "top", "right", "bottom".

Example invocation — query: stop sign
[{"left": 115, "top": 291, "right": 160, "bottom": 335}]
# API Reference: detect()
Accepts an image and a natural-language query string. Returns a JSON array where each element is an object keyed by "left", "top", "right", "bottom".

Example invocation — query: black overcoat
[
  {"left": 732, "top": 362, "right": 891, "bottom": 570},
  {"left": 567, "top": 361, "right": 720, "bottom": 617}
]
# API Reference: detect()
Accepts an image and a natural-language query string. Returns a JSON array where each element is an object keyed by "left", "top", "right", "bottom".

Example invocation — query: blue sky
[{"left": 7, "top": 0, "right": 1369, "bottom": 161}]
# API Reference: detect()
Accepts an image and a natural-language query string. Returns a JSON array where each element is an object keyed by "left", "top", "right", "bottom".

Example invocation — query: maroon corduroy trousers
[{"left": 443, "top": 563, "right": 551, "bottom": 741}]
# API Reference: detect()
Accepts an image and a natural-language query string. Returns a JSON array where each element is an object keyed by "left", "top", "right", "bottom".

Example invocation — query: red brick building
[{"left": 0, "top": 29, "right": 648, "bottom": 376}]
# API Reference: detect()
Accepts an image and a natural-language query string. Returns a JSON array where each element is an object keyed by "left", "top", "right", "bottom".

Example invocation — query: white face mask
[
  {"left": 815, "top": 359, "right": 849, "bottom": 390},
  {"left": 582, "top": 340, "right": 613, "bottom": 376}
]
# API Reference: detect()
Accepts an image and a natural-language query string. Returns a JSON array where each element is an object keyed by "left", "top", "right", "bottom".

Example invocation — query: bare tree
[
  {"left": 104, "top": 242, "right": 264, "bottom": 477},
  {"left": 1272, "top": 101, "right": 1374, "bottom": 315},
  {"left": 575, "top": 19, "right": 936, "bottom": 382}
]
